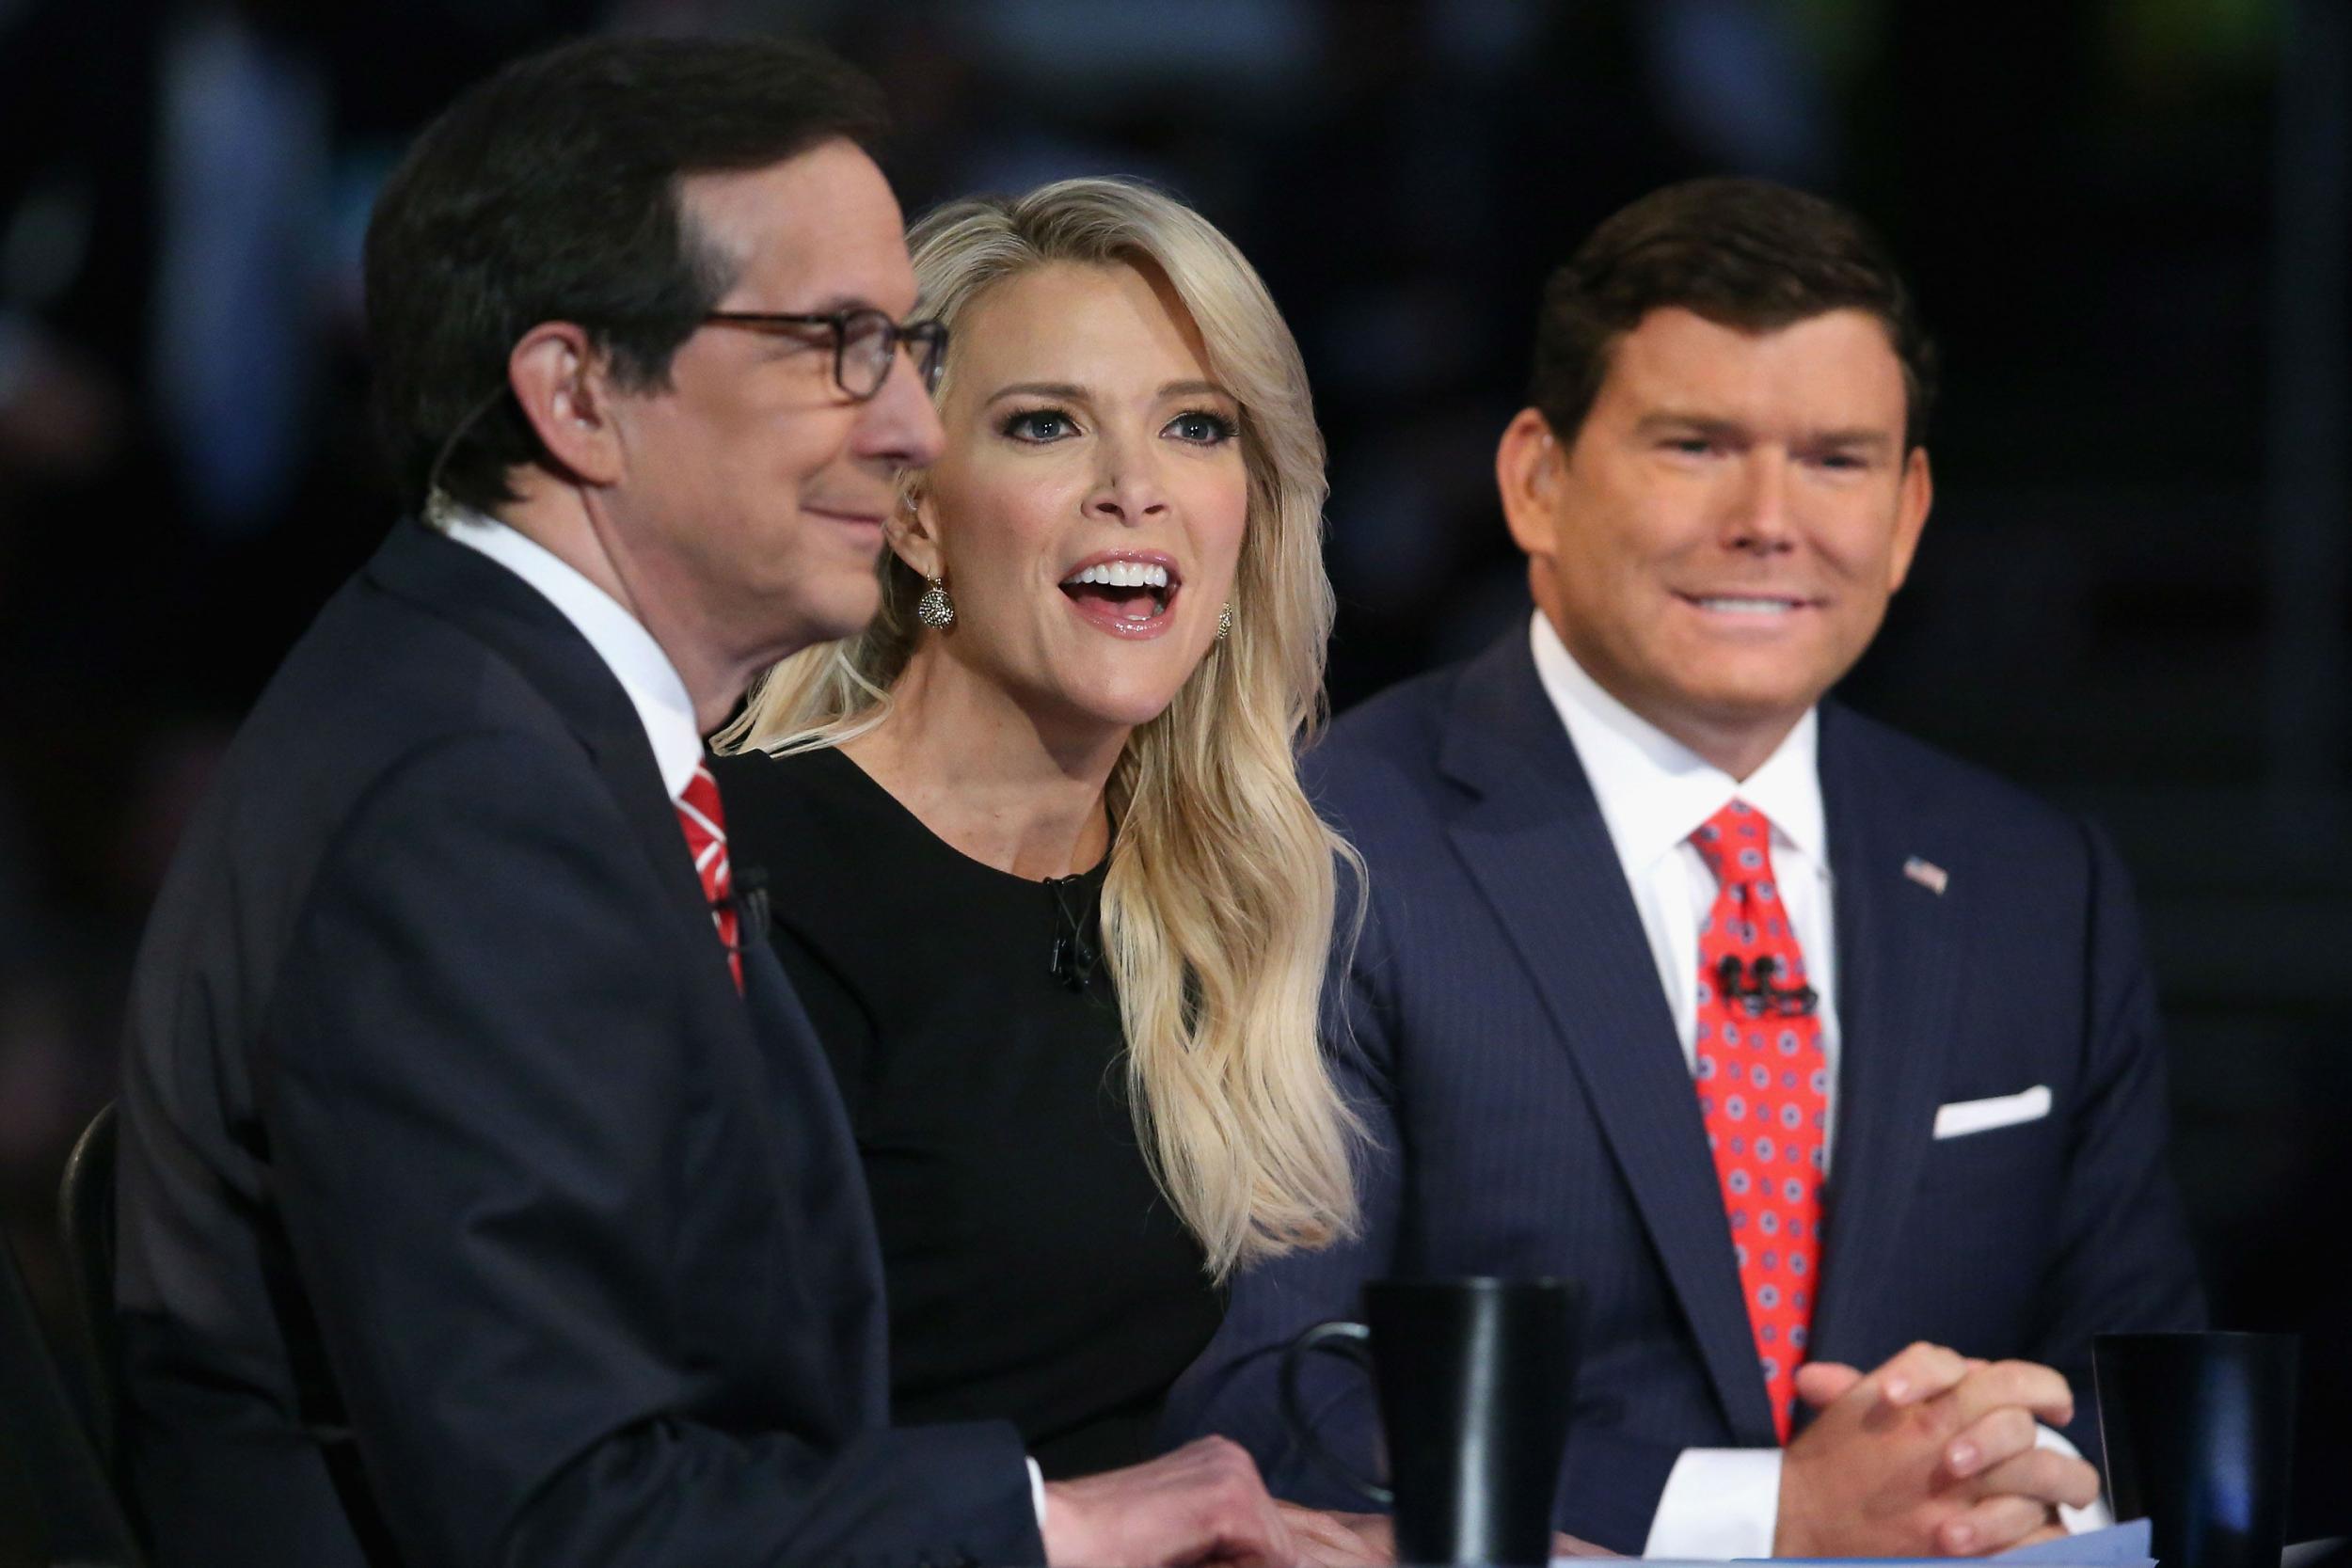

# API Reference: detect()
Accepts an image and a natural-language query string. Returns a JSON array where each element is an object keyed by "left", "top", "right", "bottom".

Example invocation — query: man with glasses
[{"left": 115, "top": 37, "right": 1307, "bottom": 1568}]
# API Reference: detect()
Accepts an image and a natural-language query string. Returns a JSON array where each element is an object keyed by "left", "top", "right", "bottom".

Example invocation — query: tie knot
[{"left": 1692, "top": 800, "right": 1775, "bottom": 890}]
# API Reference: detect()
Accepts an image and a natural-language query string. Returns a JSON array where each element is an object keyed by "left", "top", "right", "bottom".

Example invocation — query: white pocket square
[{"left": 1932, "top": 1085, "right": 2052, "bottom": 1139}]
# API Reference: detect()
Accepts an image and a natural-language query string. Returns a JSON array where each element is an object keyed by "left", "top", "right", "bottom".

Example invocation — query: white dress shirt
[
  {"left": 1528, "top": 610, "right": 1842, "bottom": 1144},
  {"left": 435, "top": 505, "right": 704, "bottom": 801},
  {"left": 1527, "top": 612, "right": 2104, "bottom": 1556},
  {"left": 431, "top": 505, "right": 1053, "bottom": 1532}
]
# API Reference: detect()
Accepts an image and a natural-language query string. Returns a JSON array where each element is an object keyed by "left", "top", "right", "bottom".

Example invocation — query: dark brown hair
[
  {"left": 1528, "top": 177, "right": 1938, "bottom": 451},
  {"left": 365, "top": 35, "right": 886, "bottom": 514}
]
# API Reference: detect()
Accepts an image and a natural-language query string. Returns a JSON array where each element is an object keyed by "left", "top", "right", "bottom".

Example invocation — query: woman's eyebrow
[
  {"left": 980, "top": 378, "right": 1239, "bottom": 404},
  {"left": 985, "top": 381, "right": 1089, "bottom": 404},
  {"left": 1160, "top": 379, "right": 1237, "bottom": 402}
]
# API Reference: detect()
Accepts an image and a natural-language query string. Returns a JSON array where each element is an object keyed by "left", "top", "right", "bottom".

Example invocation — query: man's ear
[
  {"left": 1885, "top": 444, "right": 1933, "bottom": 593},
  {"left": 507, "top": 323, "right": 627, "bottom": 488},
  {"left": 1497, "top": 406, "right": 1565, "bottom": 561},
  {"left": 887, "top": 482, "right": 945, "bottom": 580}
]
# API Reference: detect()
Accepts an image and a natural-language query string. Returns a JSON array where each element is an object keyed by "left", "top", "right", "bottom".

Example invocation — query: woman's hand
[
  {"left": 1271, "top": 1506, "right": 1618, "bottom": 1565},
  {"left": 1273, "top": 1503, "right": 1392, "bottom": 1565}
]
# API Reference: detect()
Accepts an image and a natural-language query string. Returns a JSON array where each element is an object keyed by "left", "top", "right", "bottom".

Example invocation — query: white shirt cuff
[
  {"left": 1028, "top": 1456, "right": 1048, "bottom": 1530},
  {"left": 2037, "top": 1424, "right": 2114, "bottom": 1532},
  {"left": 1643, "top": 1448, "right": 1781, "bottom": 1559},
  {"left": 1639, "top": 1426, "right": 2109, "bottom": 1557}
]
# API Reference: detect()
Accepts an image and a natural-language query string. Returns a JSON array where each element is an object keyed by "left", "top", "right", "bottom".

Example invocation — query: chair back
[
  {"left": 60, "top": 1101, "right": 120, "bottom": 1464},
  {"left": 0, "top": 1224, "right": 144, "bottom": 1565}
]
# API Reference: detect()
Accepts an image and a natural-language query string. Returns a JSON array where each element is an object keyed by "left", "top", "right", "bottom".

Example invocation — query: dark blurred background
[{"left": 3, "top": 0, "right": 2346, "bottom": 1533}]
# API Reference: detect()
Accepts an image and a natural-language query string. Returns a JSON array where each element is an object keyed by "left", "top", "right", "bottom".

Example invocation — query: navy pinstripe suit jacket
[{"left": 1168, "top": 626, "right": 2204, "bottom": 1551}]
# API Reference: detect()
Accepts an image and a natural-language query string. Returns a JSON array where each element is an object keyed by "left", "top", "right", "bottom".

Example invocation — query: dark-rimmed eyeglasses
[{"left": 701, "top": 308, "right": 948, "bottom": 401}]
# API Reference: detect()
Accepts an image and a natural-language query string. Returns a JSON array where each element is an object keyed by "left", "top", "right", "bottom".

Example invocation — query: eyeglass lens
[{"left": 839, "top": 310, "right": 946, "bottom": 399}]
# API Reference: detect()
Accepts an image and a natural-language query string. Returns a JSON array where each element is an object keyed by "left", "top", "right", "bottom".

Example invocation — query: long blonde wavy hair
[{"left": 719, "top": 177, "right": 1359, "bottom": 1278}]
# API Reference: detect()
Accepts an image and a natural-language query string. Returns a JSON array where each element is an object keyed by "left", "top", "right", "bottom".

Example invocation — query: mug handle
[{"left": 1278, "top": 1320, "right": 1393, "bottom": 1507}]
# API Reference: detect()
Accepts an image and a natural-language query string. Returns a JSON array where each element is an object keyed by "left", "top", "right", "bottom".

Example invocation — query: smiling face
[
  {"left": 1502, "top": 305, "right": 1931, "bottom": 772},
  {"left": 601, "top": 139, "right": 943, "bottom": 661},
  {"left": 899, "top": 258, "right": 1248, "bottom": 736}
]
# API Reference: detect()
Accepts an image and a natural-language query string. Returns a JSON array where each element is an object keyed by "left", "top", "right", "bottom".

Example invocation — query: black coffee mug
[
  {"left": 1279, "top": 1277, "right": 1582, "bottom": 1566},
  {"left": 2094, "top": 1331, "right": 2298, "bottom": 1568}
]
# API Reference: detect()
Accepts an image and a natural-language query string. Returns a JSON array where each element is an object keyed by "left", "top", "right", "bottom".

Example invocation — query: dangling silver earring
[
  {"left": 915, "top": 577, "right": 955, "bottom": 630},
  {"left": 1216, "top": 602, "right": 1233, "bottom": 641}
]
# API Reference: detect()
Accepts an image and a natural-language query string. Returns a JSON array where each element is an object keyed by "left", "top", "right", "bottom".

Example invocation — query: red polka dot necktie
[
  {"left": 675, "top": 761, "right": 741, "bottom": 994},
  {"left": 1691, "top": 800, "right": 1827, "bottom": 1442}
]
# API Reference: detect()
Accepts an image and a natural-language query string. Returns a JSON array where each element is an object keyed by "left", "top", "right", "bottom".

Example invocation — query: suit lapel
[
  {"left": 365, "top": 521, "right": 722, "bottom": 968},
  {"left": 368, "top": 522, "right": 897, "bottom": 1415},
  {"left": 1808, "top": 705, "right": 1963, "bottom": 1357},
  {"left": 1438, "top": 634, "right": 1779, "bottom": 1443}
]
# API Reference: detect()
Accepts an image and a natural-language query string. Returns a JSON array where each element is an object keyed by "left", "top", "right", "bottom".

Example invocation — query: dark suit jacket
[
  {"left": 1168, "top": 626, "right": 2205, "bottom": 1551},
  {"left": 115, "top": 521, "right": 1043, "bottom": 1568}
]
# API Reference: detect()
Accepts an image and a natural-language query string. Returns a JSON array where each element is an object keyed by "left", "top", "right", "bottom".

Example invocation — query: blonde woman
[{"left": 709, "top": 176, "right": 1360, "bottom": 1487}]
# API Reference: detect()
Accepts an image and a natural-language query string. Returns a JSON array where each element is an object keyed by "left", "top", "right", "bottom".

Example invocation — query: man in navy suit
[
  {"left": 1170, "top": 178, "right": 2203, "bottom": 1556},
  {"left": 115, "top": 37, "right": 1307, "bottom": 1568}
]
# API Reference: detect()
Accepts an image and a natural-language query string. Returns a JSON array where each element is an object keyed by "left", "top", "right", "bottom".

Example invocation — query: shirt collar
[
  {"left": 1528, "top": 609, "right": 1825, "bottom": 868},
  {"left": 434, "top": 505, "right": 706, "bottom": 801}
]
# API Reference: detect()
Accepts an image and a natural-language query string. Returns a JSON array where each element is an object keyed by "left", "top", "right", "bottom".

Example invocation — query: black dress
[{"left": 710, "top": 745, "right": 1223, "bottom": 1479}]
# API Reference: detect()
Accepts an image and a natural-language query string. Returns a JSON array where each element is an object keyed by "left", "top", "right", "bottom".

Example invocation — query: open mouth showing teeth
[{"left": 1060, "top": 561, "right": 1177, "bottom": 622}]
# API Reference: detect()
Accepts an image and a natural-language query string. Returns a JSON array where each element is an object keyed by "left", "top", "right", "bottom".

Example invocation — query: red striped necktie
[{"left": 675, "top": 761, "right": 741, "bottom": 994}]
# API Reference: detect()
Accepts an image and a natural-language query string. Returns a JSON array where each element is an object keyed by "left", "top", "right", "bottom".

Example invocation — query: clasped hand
[{"left": 1776, "top": 1342, "right": 2103, "bottom": 1557}]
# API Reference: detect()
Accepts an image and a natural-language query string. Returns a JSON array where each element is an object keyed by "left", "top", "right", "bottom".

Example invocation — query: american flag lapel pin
[{"left": 1902, "top": 856, "right": 1949, "bottom": 895}]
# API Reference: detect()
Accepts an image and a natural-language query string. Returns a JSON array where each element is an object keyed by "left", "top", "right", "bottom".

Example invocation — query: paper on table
[{"left": 1991, "top": 1518, "right": 2153, "bottom": 1566}]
